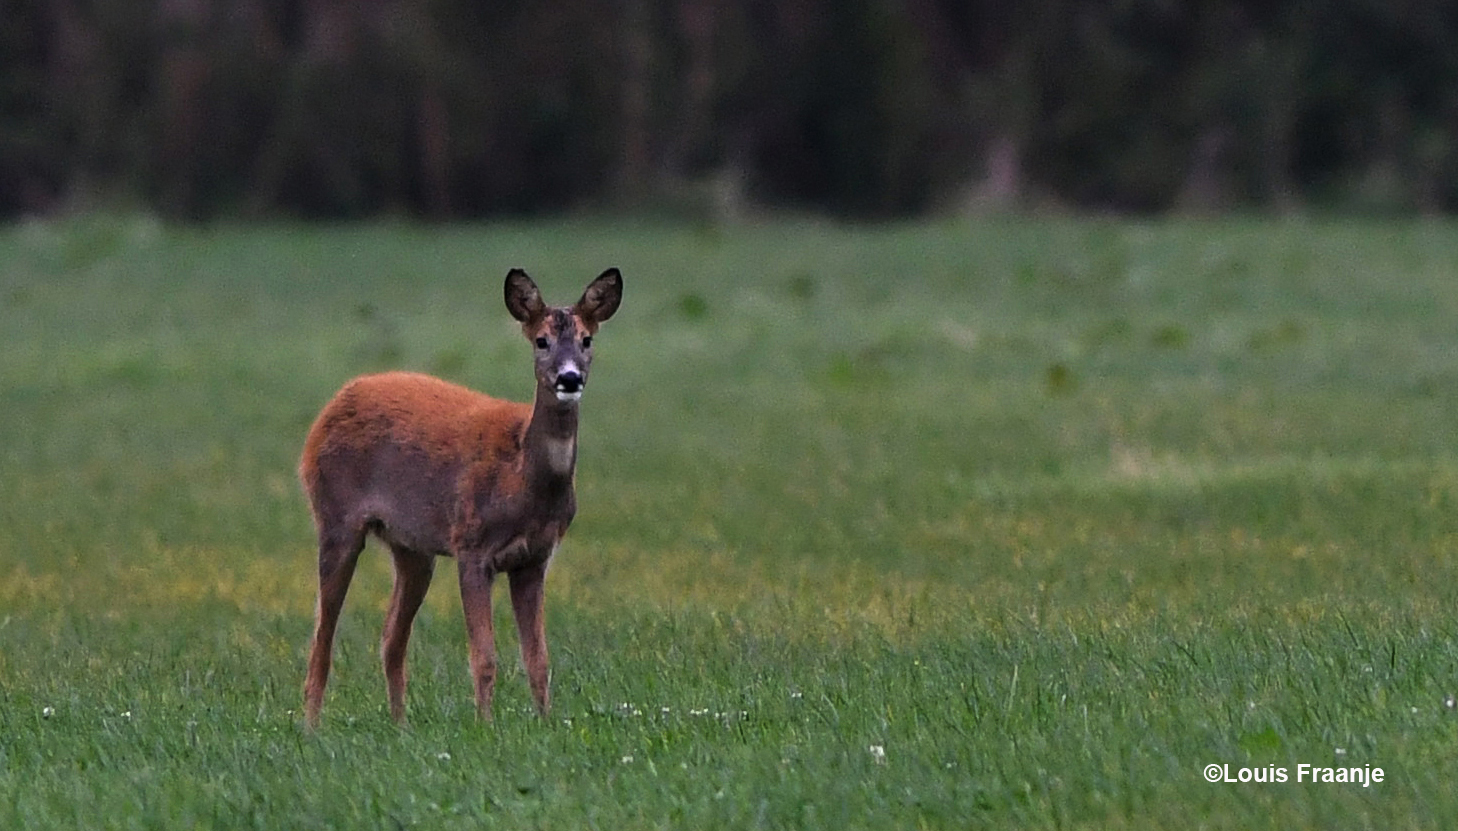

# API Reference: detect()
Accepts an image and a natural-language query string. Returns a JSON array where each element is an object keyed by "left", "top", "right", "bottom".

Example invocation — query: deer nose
[{"left": 555, "top": 371, "right": 583, "bottom": 393}]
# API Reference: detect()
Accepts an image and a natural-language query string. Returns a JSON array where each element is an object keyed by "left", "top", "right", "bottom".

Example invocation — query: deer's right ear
[{"left": 504, "top": 269, "right": 545, "bottom": 323}]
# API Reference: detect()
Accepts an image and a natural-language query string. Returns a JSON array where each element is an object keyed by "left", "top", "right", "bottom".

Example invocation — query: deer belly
[{"left": 358, "top": 477, "right": 457, "bottom": 555}]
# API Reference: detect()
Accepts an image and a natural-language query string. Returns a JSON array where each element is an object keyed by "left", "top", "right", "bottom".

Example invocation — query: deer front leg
[
  {"left": 456, "top": 557, "right": 497, "bottom": 718},
  {"left": 509, "top": 560, "right": 551, "bottom": 717}
]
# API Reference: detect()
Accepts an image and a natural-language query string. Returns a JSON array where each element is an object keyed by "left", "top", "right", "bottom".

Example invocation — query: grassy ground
[{"left": 3, "top": 215, "right": 1458, "bottom": 828}]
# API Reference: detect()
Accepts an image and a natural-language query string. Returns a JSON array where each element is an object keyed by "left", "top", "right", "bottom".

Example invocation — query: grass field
[{"left": 3, "top": 215, "right": 1458, "bottom": 828}]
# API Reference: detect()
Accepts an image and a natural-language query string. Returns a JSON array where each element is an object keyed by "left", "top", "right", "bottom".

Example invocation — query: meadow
[{"left": 3, "top": 215, "right": 1458, "bottom": 828}]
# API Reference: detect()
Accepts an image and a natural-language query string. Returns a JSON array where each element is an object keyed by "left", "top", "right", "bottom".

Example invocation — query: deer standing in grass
[{"left": 299, "top": 268, "right": 623, "bottom": 728}]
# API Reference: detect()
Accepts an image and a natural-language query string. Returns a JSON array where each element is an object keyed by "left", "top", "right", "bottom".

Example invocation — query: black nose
[{"left": 556, "top": 371, "right": 583, "bottom": 393}]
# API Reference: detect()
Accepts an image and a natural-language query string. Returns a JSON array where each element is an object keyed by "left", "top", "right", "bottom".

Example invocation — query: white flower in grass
[
  {"left": 41, "top": 706, "right": 55, "bottom": 719},
  {"left": 868, "top": 745, "right": 886, "bottom": 764},
  {"left": 1334, "top": 747, "right": 1346, "bottom": 757},
  {"left": 1445, "top": 694, "right": 1456, "bottom": 710},
  {"left": 436, "top": 752, "right": 452, "bottom": 762},
  {"left": 620, "top": 755, "right": 634, "bottom": 764},
  {"left": 121, "top": 711, "right": 132, "bottom": 720}
]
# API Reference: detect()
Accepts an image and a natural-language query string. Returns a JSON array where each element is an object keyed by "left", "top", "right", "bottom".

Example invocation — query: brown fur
[{"left": 299, "top": 269, "right": 621, "bottom": 728}]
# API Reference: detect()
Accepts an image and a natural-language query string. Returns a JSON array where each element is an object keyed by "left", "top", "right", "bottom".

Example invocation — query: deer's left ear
[{"left": 575, "top": 268, "right": 623, "bottom": 325}]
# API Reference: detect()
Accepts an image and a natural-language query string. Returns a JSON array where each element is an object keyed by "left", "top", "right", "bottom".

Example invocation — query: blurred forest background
[{"left": 3, "top": 0, "right": 1455, "bottom": 220}]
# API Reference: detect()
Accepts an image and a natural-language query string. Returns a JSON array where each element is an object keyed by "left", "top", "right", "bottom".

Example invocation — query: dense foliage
[{"left": 3, "top": 1, "right": 1456, "bottom": 219}]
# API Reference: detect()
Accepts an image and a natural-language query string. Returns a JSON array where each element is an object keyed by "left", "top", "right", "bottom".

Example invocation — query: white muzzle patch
[{"left": 554, "top": 360, "right": 583, "bottom": 402}]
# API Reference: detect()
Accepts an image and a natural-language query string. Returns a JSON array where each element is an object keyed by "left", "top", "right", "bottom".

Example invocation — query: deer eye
[
  {"left": 582, "top": 335, "right": 592, "bottom": 349},
  {"left": 535, "top": 336, "right": 549, "bottom": 350}
]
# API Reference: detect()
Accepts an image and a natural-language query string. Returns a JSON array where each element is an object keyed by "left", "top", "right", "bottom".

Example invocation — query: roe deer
[{"left": 299, "top": 268, "right": 623, "bottom": 727}]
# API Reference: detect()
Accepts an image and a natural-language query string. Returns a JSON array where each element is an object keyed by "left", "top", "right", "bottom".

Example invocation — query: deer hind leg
[
  {"left": 381, "top": 546, "right": 435, "bottom": 724},
  {"left": 457, "top": 558, "right": 498, "bottom": 718},
  {"left": 304, "top": 525, "right": 366, "bottom": 729},
  {"left": 509, "top": 560, "right": 551, "bottom": 717}
]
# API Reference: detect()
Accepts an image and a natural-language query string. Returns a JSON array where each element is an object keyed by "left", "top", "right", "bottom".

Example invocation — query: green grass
[{"left": 4, "top": 215, "right": 1458, "bottom": 828}]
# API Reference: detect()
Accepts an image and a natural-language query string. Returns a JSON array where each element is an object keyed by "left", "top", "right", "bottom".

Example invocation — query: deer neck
[{"left": 523, "top": 389, "right": 579, "bottom": 490}]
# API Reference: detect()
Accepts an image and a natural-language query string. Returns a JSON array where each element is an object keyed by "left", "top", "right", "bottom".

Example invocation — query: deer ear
[
  {"left": 504, "top": 268, "right": 545, "bottom": 323},
  {"left": 575, "top": 268, "right": 623, "bottom": 325}
]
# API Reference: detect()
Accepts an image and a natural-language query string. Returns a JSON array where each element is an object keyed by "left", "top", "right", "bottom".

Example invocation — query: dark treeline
[{"left": 3, "top": 0, "right": 1456, "bottom": 220}]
